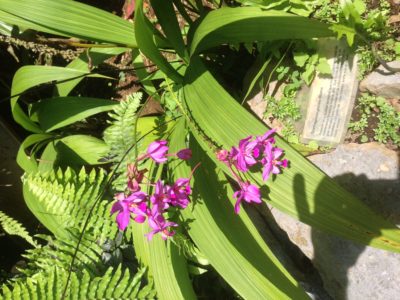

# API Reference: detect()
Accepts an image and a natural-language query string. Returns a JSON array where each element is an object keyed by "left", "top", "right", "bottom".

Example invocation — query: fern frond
[
  {"left": 1, "top": 265, "right": 154, "bottom": 299},
  {"left": 103, "top": 92, "right": 142, "bottom": 190},
  {"left": 20, "top": 231, "right": 105, "bottom": 278},
  {"left": 0, "top": 211, "right": 37, "bottom": 247},
  {"left": 22, "top": 167, "right": 117, "bottom": 241}
]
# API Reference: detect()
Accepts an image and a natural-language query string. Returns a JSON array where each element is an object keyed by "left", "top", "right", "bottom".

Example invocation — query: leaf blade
[
  {"left": 168, "top": 119, "right": 309, "bottom": 299},
  {"left": 183, "top": 58, "right": 400, "bottom": 253},
  {"left": 0, "top": 0, "right": 136, "bottom": 46},
  {"left": 190, "top": 7, "right": 334, "bottom": 55}
]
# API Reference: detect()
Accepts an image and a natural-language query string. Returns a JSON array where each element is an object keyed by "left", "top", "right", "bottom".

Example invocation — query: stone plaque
[{"left": 297, "top": 38, "right": 358, "bottom": 146}]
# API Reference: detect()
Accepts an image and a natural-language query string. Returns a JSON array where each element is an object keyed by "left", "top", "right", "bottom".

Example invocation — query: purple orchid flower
[
  {"left": 127, "top": 163, "right": 147, "bottom": 192},
  {"left": 255, "top": 129, "right": 276, "bottom": 155},
  {"left": 110, "top": 191, "right": 148, "bottom": 230},
  {"left": 233, "top": 182, "right": 262, "bottom": 214},
  {"left": 256, "top": 129, "right": 276, "bottom": 146},
  {"left": 110, "top": 193, "right": 135, "bottom": 231},
  {"left": 131, "top": 202, "right": 149, "bottom": 223},
  {"left": 166, "top": 178, "right": 191, "bottom": 209},
  {"left": 146, "top": 209, "right": 178, "bottom": 240},
  {"left": 261, "top": 143, "right": 288, "bottom": 181},
  {"left": 125, "top": 190, "right": 148, "bottom": 203},
  {"left": 216, "top": 149, "right": 229, "bottom": 163},
  {"left": 176, "top": 148, "right": 192, "bottom": 160},
  {"left": 231, "top": 136, "right": 258, "bottom": 172},
  {"left": 147, "top": 140, "right": 169, "bottom": 163},
  {"left": 150, "top": 180, "right": 170, "bottom": 210}
]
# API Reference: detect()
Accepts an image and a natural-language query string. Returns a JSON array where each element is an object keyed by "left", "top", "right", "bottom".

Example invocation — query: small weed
[{"left": 349, "top": 94, "right": 400, "bottom": 146}]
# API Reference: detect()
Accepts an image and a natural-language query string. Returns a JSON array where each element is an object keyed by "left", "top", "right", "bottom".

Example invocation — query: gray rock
[
  {"left": 265, "top": 143, "right": 400, "bottom": 300},
  {"left": 359, "top": 61, "right": 400, "bottom": 98}
]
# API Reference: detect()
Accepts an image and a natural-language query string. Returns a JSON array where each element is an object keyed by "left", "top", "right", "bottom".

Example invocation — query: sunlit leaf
[
  {"left": 135, "top": 0, "right": 183, "bottom": 83},
  {"left": 0, "top": 0, "right": 136, "bottom": 46},
  {"left": 189, "top": 7, "right": 333, "bottom": 55},
  {"left": 168, "top": 119, "right": 309, "bottom": 299},
  {"left": 57, "top": 48, "right": 128, "bottom": 96},
  {"left": 183, "top": 58, "right": 400, "bottom": 253},
  {"left": 11, "top": 66, "right": 105, "bottom": 132},
  {"left": 32, "top": 97, "right": 116, "bottom": 132}
]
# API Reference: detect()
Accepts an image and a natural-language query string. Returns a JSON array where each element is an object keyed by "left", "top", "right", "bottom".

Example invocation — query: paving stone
[
  {"left": 359, "top": 61, "right": 400, "bottom": 99},
  {"left": 266, "top": 143, "right": 400, "bottom": 300}
]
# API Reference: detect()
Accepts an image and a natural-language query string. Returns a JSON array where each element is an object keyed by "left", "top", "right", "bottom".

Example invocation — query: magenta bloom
[
  {"left": 127, "top": 164, "right": 147, "bottom": 192},
  {"left": 261, "top": 143, "right": 288, "bottom": 181},
  {"left": 233, "top": 182, "right": 262, "bottom": 214},
  {"left": 146, "top": 209, "right": 178, "bottom": 240},
  {"left": 125, "top": 190, "right": 148, "bottom": 203},
  {"left": 256, "top": 129, "right": 276, "bottom": 146},
  {"left": 177, "top": 148, "right": 192, "bottom": 160},
  {"left": 231, "top": 136, "right": 258, "bottom": 172},
  {"left": 216, "top": 149, "right": 229, "bottom": 163},
  {"left": 147, "top": 140, "right": 168, "bottom": 163},
  {"left": 111, "top": 192, "right": 149, "bottom": 230},
  {"left": 150, "top": 180, "right": 170, "bottom": 210},
  {"left": 110, "top": 193, "right": 135, "bottom": 231},
  {"left": 131, "top": 202, "right": 149, "bottom": 223},
  {"left": 167, "top": 178, "right": 191, "bottom": 208}
]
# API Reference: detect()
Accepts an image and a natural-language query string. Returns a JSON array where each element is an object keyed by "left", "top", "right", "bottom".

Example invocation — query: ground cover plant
[{"left": 0, "top": 0, "right": 400, "bottom": 299}]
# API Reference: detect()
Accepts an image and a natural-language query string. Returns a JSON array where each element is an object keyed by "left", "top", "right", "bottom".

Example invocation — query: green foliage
[
  {"left": 2, "top": 166, "right": 155, "bottom": 298},
  {"left": 22, "top": 167, "right": 114, "bottom": 241},
  {"left": 0, "top": 0, "right": 136, "bottom": 46},
  {"left": 234, "top": 0, "right": 319, "bottom": 17},
  {"left": 3, "top": 0, "right": 400, "bottom": 299},
  {"left": 349, "top": 94, "right": 400, "bottom": 145},
  {"left": 1, "top": 265, "right": 153, "bottom": 300},
  {"left": 264, "top": 95, "right": 301, "bottom": 124},
  {"left": 103, "top": 93, "right": 142, "bottom": 190},
  {"left": 0, "top": 211, "right": 37, "bottom": 247}
]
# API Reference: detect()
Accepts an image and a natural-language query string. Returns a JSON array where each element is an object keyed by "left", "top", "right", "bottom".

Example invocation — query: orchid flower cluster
[
  {"left": 216, "top": 129, "right": 288, "bottom": 214},
  {"left": 110, "top": 140, "right": 193, "bottom": 240}
]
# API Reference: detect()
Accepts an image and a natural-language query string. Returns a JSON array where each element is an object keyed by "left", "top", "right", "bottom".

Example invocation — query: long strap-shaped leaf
[
  {"left": 189, "top": 7, "right": 334, "bottom": 55},
  {"left": 11, "top": 66, "right": 105, "bottom": 132},
  {"left": 131, "top": 222, "right": 196, "bottom": 300},
  {"left": 128, "top": 127, "right": 195, "bottom": 300},
  {"left": 32, "top": 97, "right": 116, "bottom": 132},
  {"left": 150, "top": 0, "right": 188, "bottom": 62},
  {"left": 183, "top": 58, "right": 400, "bottom": 253},
  {"left": 169, "top": 119, "right": 309, "bottom": 299},
  {"left": 0, "top": 0, "right": 136, "bottom": 46},
  {"left": 57, "top": 47, "right": 128, "bottom": 96},
  {"left": 135, "top": 0, "right": 183, "bottom": 83}
]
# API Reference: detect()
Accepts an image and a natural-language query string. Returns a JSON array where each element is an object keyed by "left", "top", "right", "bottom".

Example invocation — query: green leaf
[
  {"left": 293, "top": 51, "right": 309, "bottom": 68},
  {"left": 0, "top": 0, "right": 136, "bottom": 46},
  {"left": 57, "top": 48, "right": 128, "bottom": 96},
  {"left": 242, "top": 53, "right": 272, "bottom": 102},
  {"left": 189, "top": 7, "right": 333, "bottom": 55},
  {"left": 329, "top": 23, "right": 356, "bottom": 46},
  {"left": 11, "top": 66, "right": 105, "bottom": 132},
  {"left": 316, "top": 57, "right": 332, "bottom": 75},
  {"left": 301, "top": 63, "right": 315, "bottom": 85},
  {"left": 38, "top": 141, "right": 58, "bottom": 173},
  {"left": 148, "top": 239, "right": 196, "bottom": 300},
  {"left": 55, "top": 135, "right": 109, "bottom": 166},
  {"left": 128, "top": 147, "right": 195, "bottom": 300},
  {"left": 22, "top": 167, "right": 110, "bottom": 240},
  {"left": 134, "top": 0, "right": 183, "bottom": 83},
  {"left": 183, "top": 58, "right": 400, "bottom": 253},
  {"left": 169, "top": 119, "right": 309, "bottom": 299},
  {"left": 0, "top": 211, "right": 37, "bottom": 247},
  {"left": 150, "top": 0, "right": 188, "bottom": 61},
  {"left": 32, "top": 97, "right": 116, "bottom": 132},
  {"left": 17, "top": 133, "right": 54, "bottom": 172}
]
